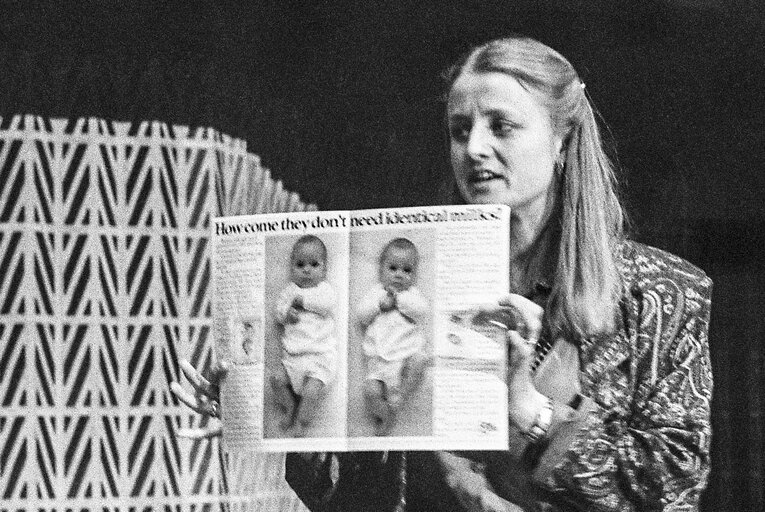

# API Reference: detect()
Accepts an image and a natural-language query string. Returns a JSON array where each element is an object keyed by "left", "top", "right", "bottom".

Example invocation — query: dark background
[{"left": 1, "top": 1, "right": 763, "bottom": 510}]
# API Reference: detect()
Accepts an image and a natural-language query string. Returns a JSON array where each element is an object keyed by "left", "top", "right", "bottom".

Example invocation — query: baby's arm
[
  {"left": 357, "top": 286, "right": 388, "bottom": 327},
  {"left": 396, "top": 287, "right": 429, "bottom": 324},
  {"left": 300, "top": 281, "right": 337, "bottom": 317},
  {"left": 379, "top": 288, "right": 396, "bottom": 312},
  {"left": 275, "top": 285, "right": 300, "bottom": 325}
]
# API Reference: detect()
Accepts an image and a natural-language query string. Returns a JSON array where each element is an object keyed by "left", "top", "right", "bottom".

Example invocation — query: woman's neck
[{"left": 509, "top": 203, "right": 558, "bottom": 295}]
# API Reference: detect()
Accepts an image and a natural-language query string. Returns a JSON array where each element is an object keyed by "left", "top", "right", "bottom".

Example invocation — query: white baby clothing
[
  {"left": 358, "top": 284, "right": 429, "bottom": 390},
  {"left": 275, "top": 280, "right": 337, "bottom": 394}
]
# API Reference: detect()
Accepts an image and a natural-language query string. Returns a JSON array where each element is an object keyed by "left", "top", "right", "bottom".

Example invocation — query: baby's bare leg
[
  {"left": 293, "top": 376, "right": 325, "bottom": 435},
  {"left": 270, "top": 364, "right": 297, "bottom": 430},
  {"left": 399, "top": 351, "right": 431, "bottom": 400},
  {"left": 363, "top": 379, "right": 393, "bottom": 435}
]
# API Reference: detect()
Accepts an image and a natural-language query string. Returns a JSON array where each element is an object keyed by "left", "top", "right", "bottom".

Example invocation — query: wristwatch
[{"left": 524, "top": 395, "right": 553, "bottom": 443}]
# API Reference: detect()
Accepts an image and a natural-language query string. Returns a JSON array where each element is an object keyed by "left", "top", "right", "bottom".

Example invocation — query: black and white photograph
[
  {"left": 262, "top": 232, "right": 347, "bottom": 440},
  {"left": 1, "top": 2, "right": 763, "bottom": 511},
  {"left": 348, "top": 229, "right": 436, "bottom": 439}
]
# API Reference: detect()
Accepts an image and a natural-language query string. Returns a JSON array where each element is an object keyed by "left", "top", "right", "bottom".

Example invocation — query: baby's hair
[
  {"left": 292, "top": 234, "right": 327, "bottom": 261},
  {"left": 379, "top": 237, "right": 419, "bottom": 265}
]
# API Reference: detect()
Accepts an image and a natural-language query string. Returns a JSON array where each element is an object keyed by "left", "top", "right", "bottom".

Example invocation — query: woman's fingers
[
  {"left": 497, "top": 294, "right": 543, "bottom": 343},
  {"left": 506, "top": 330, "right": 537, "bottom": 373},
  {"left": 209, "top": 360, "right": 230, "bottom": 385},
  {"left": 172, "top": 359, "right": 224, "bottom": 439},
  {"left": 478, "top": 294, "right": 543, "bottom": 348},
  {"left": 178, "top": 358, "right": 228, "bottom": 400},
  {"left": 177, "top": 424, "right": 223, "bottom": 439},
  {"left": 170, "top": 380, "right": 221, "bottom": 419},
  {"left": 179, "top": 359, "right": 215, "bottom": 397},
  {"left": 478, "top": 295, "right": 541, "bottom": 380},
  {"left": 170, "top": 381, "right": 212, "bottom": 416}
]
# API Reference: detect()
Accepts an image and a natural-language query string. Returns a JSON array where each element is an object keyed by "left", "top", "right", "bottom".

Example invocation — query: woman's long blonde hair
[{"left": 443, "top": 36, "right": 626, "bottom": 340}]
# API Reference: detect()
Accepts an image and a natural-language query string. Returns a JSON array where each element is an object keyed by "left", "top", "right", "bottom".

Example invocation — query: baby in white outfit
[
  {"left": 357, "top": 238, "right": 430, "bottom": 434},
  {"left": 272, "top": 235, "right": 337, "bottom": 435}
]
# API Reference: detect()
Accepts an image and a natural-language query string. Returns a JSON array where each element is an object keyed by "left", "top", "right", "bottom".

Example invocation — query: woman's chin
[{"left": 464, "top": 187, "right": 509, "bottom": 205}]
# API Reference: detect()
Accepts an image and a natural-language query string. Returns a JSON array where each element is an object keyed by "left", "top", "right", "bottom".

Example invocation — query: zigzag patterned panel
[{"left": 0, "top": 115, "right": 313, "bottom": 512}]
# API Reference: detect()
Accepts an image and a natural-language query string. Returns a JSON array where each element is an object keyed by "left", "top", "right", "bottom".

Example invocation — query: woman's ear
[
  {"left": 554, "top": 137, "right": 567, "bottom": 177},
  {"left": 554, "top": 159, "right": 565, "bottom": 178}
]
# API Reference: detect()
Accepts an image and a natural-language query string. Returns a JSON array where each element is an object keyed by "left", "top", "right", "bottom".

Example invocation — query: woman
[{"left": 172, "top": 36, "right": 713, "bottom": 511}]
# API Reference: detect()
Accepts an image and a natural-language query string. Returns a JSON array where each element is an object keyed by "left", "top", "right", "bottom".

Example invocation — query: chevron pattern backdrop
[{"left": 0, "top": 115, "right": 313, "bottom": 512}]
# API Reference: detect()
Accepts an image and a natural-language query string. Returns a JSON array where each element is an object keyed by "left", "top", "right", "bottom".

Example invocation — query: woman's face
[{"left": 447, "top": 71, "right": 563, "bottom": 216}]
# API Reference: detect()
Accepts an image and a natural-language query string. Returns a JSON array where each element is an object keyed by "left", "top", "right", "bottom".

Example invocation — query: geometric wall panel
[{"left": 0, "top": 115, "right": 315, "bottom": 512}]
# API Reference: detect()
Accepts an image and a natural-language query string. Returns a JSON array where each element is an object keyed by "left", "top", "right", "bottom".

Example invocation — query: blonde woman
[{"left": 173, "top": 36, "right": 713, "bottom": 511}]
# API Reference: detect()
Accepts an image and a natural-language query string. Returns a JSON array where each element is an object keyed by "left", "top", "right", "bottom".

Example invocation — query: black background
[{"left": 1, "top": 1, "right": 763, "bottom": 510}]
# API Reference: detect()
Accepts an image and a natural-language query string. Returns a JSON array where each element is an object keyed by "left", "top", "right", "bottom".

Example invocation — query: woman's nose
[{"left": 466, "top": 126, "right": 490, "bottom": 159}]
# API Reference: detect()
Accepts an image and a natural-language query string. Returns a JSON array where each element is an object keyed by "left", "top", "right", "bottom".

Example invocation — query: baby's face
[
  {"left": 290, "top": 241, "right": 327, "bottom": 288},
  {"left": 379, "top": 247, "right": 417, "bottom": 292}
]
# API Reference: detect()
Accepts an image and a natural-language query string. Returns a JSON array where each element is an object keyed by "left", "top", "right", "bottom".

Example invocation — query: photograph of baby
[
  {"left": 349, "top": 230, "right": 435, "bottom": 437},
  {"left": 263, "top": 233, "right": 347, "bottom": 439}
]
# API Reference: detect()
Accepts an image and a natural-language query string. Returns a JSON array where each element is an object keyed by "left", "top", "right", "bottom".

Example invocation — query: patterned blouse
[{"left": 285, "top": 241, "right": 714, "bottom": 512}]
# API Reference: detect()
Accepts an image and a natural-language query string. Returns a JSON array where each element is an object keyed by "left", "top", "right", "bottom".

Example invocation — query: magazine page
[
  {"left": 212, "top": 205, "right": 509, "bottom": 452},
  {"left": 347, "top": 205, "right": 509, "bottom": 451},
  {"left": 212, "top": 211, "right": 350, "bottom": 452}
]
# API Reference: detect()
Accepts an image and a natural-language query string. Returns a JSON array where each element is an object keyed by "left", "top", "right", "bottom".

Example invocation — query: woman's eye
[
  {"left": 491, "top": 120, "right": 515, "bottom": 136},
  {"left": 449, "top": 124, "right": 470, "bottom": 142},
  {"left": 311, "top": 261, "right": 319, "bottom": 268},
  {"left": 403, "top": 267, "right": 411, "bottom": 273}
]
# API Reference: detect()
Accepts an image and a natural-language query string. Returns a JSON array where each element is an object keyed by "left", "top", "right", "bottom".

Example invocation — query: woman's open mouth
[{"left": 468, "top": 170, "right": 503, "bottom": 185}]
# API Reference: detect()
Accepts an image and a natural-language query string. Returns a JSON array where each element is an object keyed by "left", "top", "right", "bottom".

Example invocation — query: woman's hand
[
  {"left": 481, "top": 294, "right": 548, "bottom": 432},
  {"left": 170, "top": 359, "right": 228, "bottom": 438}
]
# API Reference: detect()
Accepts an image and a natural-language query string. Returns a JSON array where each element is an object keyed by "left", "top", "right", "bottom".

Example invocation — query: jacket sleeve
[
  {"left": 285, "top": 452, "right": 408, "bottom": 512},
  {"left": 285, "top": 453, "right": 337, "bottom": 512},
  {"left": 526, "top": 274, "right": 714, "bottom": 511}
]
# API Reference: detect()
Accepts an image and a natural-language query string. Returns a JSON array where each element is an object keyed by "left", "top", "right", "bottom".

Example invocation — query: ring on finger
[{"left": 208, "top": 400, "right": 220, "bottom": 418}]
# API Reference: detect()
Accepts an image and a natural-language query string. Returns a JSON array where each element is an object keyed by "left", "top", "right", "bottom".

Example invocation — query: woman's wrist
[
  {"left": 509, "top": 388, "right": 549, "bottom": 434},
  {"left": 523, "top": 395, "right": 553, "bottom": 443}
]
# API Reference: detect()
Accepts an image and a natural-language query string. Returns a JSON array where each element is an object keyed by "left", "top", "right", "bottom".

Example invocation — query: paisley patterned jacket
[{"left": 286, "top": 241, "right": 713, "bottom": 512}]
